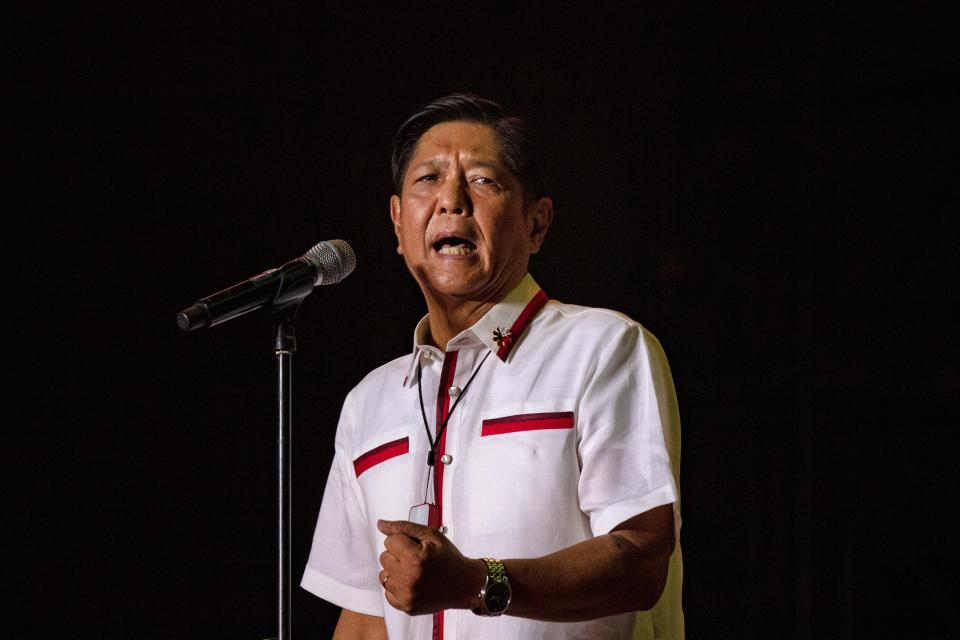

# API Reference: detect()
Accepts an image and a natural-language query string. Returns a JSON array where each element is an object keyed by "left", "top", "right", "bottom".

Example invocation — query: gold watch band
[{"left": 481, "top": 557, "right": 507, "bottom": 583}]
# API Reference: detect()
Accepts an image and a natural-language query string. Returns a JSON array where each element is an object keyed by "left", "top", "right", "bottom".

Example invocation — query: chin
[
  {"left": 419, "top": 266, "right": 479, "bottom": 291},
  {"left": 424, "top": 275, "right": 486, "bottom": 300}
]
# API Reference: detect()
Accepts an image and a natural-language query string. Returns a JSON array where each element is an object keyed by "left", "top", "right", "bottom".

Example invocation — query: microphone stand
[
  {"left": 266, "top": 259, "right": 318, "bottom": 640},
  {"left": 271, "top": 305, "right": 299, "bottom": 640},
  {"left": 177, "top": 240, "right": 355, "bottom": 640}
]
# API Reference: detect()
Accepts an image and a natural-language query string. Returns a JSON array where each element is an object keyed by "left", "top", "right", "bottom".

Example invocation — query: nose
[{"left": 437, "top": 176, "right": 471, "bottom": 216}]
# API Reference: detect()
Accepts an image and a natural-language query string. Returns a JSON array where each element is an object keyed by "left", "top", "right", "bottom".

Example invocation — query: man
[{"left": 302, "top": 94, "right": 684, "bottom": 639}]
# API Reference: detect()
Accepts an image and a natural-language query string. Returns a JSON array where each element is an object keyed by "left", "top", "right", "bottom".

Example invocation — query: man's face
[{"left": 390, "top": 121, "right": 552, "bottom": 306}]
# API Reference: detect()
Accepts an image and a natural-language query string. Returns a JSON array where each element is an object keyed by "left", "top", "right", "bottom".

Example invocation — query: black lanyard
[{"left": 416, "top": 350, "right": 492, "bottom": 466}]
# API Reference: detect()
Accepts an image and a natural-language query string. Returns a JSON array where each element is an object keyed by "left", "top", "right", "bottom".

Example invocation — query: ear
[
  {"left": 389, "top": 194, "right": 403, "bottom": 255},
  {"left": 527, "top": 197, "right": 554, "bottom": 255}
]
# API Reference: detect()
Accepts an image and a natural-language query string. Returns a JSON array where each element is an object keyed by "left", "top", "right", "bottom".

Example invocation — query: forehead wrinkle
[
  {"left": 409, "top": 157, "right": 450, "bottom": 173},
  {"left": 408, "top": 153, "right": 507, "bottom": 175}
]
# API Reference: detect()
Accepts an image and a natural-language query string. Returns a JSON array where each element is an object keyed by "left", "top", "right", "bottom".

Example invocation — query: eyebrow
[{"left": 468, "top": 160, "right": 505, "bottom": 172}]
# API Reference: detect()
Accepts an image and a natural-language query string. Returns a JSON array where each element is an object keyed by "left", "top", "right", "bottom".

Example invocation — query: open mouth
[{"left": 432, "top": 236, "right": 476, "bottom": 256}]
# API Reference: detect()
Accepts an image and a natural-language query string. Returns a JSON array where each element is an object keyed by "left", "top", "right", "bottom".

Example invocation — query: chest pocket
[
  {"left": 465, "top": 407, "right": 585, "bottom": 555},
  {"left": 352, "top": 429, "right": 417, "bottom": 522}
]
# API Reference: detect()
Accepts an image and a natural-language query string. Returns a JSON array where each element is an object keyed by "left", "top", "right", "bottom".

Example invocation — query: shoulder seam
[{"left": 546, "top": 301, "right": 644, "bottom": 330}]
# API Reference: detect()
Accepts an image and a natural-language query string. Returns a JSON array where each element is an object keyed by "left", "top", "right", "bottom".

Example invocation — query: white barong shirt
[{"left": 302, "top": 273, "right": 684, "bottom": 639}]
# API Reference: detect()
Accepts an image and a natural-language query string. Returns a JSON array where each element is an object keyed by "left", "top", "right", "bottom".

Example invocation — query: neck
[
  {"left": 424, "top": 297, "right": 496, "bottom": 350},
  {"left": 416, "top": 271, "right": 529, "bottom": 350}
]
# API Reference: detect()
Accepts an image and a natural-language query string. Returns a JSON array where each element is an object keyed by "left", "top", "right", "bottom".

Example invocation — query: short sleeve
[
  {"left": 576, "top": 322, "right": 680, "bottom": 536},
  {"left": 300, "top": 390, "right": 384, "bottom": 616}
]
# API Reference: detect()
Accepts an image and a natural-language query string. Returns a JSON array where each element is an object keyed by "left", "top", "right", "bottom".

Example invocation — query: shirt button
[
  {"left": 448, "top": 386, "right": 461, "bottom": 397},
  {"left": 439, "top": 525, "right": 448, "bottom": 534},
  {"left": 422, "top": 351, "right": 433, "bottom": 360},
  {"left": 440, "top": 453, "right": 453, "bottom": 465}
]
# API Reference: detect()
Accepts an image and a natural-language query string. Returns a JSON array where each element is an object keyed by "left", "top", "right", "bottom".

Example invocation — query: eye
[
  {"left": 415, "top": 173, "right": 439, "bottom": 183},
  {"left": 470, "top": 176, "right": 497, "bottom": 186}
]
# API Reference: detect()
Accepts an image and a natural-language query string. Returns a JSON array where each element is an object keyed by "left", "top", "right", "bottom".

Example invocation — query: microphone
[{"left": 176, "top": 239, "right": 356, "bottom": 331}]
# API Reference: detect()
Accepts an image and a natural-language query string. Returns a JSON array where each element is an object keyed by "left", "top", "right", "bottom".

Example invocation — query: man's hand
[{"left": 376, "top": 519, "right": 486, "bottom": 615}]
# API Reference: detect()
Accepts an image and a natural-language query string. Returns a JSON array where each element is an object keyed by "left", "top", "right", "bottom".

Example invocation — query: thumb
[{"left": 377, "top": 519, "right": 437, "bottom": 541}]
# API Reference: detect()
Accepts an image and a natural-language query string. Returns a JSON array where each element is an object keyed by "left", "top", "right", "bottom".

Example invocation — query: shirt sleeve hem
[
  {"left": 300, "top": 566, "right": 384, "bottom": 617},
  {"left": 590, "top": 483, "right": 678, "bottom": 535}
]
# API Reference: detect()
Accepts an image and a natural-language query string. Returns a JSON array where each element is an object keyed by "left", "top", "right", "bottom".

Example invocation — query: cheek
[
  {"left": 397, "top": 209, "right": 428, "bottom": 243},
  {"left": 398, "top": 229, "right": 421, "bottom": 254},
  {"left": 399, "top": 224, "right": 426, "bottom": 256},
  {"left": 490, "top": 218, "right": 530, "bottom": 249}
]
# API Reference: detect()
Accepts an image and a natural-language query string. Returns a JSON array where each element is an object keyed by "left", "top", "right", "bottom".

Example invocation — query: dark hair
[{"left": 390, "top": 93, "right": 547, "bottom": 200}]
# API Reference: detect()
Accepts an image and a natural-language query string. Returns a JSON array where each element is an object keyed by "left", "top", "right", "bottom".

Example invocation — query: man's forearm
[
  {"left": 332, "top": 609, "right": 387, "bottom": 640},
  {"left": 378, "top": 504, "right": 675, "bottom": 621},
  {"left": 468, "top": 504, "right": 675, "bottom": 621}
]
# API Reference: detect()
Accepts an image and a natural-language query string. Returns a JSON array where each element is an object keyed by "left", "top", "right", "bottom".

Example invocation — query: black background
[{"left": 11, "top": 3, "right": 956, "bottom": 639}]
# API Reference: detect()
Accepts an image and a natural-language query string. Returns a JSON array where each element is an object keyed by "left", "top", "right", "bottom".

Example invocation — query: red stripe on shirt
[
  {"left": 352, "top": 437, "right": 409, "bottom": 477},
  {"left": 481, "top": 411, "right": 575, "bottom": 436},
  {"left": 496, "top": 288, "right": 550, "bottom": 360},
  {"left": 432, "top": 350, "right": 457, "bottom": 640}
]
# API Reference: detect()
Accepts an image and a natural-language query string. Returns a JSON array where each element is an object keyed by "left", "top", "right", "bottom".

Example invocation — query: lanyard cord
[{"left": 417, "top": 349, "right": 492, "bottom": 467}]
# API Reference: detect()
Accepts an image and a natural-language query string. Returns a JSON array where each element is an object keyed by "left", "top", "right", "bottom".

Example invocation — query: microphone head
[{"left": 304, "top": 239, "right": 356, "bottom": 285}]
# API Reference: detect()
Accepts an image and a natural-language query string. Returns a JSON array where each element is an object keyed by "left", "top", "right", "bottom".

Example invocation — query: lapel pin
[{"left": 492, "top": 328, "right": 514, "bottom": 350}]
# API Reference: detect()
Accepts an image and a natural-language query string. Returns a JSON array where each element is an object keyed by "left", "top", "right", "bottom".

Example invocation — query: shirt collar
[{"left": 402, "top": 273, "right": 549, "bottom": 386}]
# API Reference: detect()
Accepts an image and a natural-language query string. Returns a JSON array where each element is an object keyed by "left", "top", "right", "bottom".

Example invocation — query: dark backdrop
[{"left": 12, "top": 4, "right": 955, "bottom": 639}]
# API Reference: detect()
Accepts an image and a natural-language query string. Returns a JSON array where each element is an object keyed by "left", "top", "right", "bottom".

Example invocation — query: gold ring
[{"left": 382, "top": 574, "right": 390, "bottom": 587}]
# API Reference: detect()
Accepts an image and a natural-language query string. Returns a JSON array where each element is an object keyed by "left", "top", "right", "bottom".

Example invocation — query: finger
[
  {"left": 383, "top": 532, "right": 423, "bottom": 558},
  {"left": 379, "top": 550, "right": 399, "bottom": 574},
  {"left": 384, "top": 585, "right": 404, "bottom": 611},
  {"left": 378, "top": 570, "right": 391, "bottom": 591},
  {"left": 378, "top": 519, "right": 436, "bottom": 541}
]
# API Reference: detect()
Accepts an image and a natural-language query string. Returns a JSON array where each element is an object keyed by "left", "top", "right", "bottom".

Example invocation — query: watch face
[{"left": 485, "top": 581, "right": 511, "bottom": 613}]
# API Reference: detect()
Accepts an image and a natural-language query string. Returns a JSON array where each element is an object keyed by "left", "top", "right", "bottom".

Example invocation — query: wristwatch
[{"left": 473, "top": 557, "right": 512, "bottom": 616}]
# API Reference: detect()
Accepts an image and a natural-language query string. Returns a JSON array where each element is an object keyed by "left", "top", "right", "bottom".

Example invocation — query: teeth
[{"left": 438, "top": 245, "right": 474, "bottom": 256}]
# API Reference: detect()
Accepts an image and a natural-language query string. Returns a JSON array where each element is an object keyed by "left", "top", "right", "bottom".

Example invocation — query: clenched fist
[{"left": 376, "top": 519, "right": 486, "bottom": 615}]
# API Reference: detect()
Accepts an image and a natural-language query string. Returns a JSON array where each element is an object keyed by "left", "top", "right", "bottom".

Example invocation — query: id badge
[{"left": 409, "top": 502, "right": 440, "bottom": 529}]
